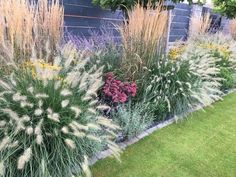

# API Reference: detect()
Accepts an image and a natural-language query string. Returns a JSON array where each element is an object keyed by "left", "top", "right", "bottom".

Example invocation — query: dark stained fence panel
[
  {"left": 169, "top": 3, "right": 191, "bottom": 42},
  {"left": 202, "top": 7, "right": 222, "bottom": 33},
  {"left": 63, "top": 0, "right": 123, "bottom": 37},
  {"left": 63, "top": 0, "right": 97, "bottom": 7},
  {"left": 62, "top": 1, "right": 224, "bottom": 43}
]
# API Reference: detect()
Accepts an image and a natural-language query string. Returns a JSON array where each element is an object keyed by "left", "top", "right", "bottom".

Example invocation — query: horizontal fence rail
[{"left": 63, "top": 0, "right": 123, "bottom": 38}]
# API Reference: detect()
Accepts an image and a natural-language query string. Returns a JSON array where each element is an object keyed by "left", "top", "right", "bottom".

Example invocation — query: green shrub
[
  {"left": 219, "top": 67, "right": 235, "bottom": 91},
  {"left": 0, "top": 44, "right": 120, "bottom": 177},
  {"left": 92, "top": 0, "right": 192, "bottom": 12},
  {"left": 88, "top": 45, "right": 121, "bottom": 74},
  {"left": 112, "top": 103, "right": 153, "bottom": 140}
]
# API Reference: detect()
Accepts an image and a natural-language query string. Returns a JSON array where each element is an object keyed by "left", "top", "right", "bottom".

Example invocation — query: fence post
[
  {"left": 164, "top": 1, "right": 175, "bottom": 51},
  {"left": 221, "top": 17, "right": 230, "bottom": 33},
  {"left": 191, "top": 4, "right": 203, "bottom": 17},
  {"left": 166, "top": 9, "right": 172, "bottom": 50}
]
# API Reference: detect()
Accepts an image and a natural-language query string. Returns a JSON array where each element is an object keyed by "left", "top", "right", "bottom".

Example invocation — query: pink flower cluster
[{"left": 102, "top": 72, "right": 137, "bottom": 104}]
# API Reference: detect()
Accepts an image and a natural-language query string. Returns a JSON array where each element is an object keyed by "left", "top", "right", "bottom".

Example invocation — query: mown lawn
[{"left": 92, "top": 93, "right": 236, "bottom": 177}]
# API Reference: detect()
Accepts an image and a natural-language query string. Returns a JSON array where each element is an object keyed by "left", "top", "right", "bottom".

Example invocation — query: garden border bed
[{"left": 89, "top": 89, "right": 236, "bottom": 165}]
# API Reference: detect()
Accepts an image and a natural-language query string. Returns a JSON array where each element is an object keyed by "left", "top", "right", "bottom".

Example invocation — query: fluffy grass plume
[
  {"left": 0, "top": 0, "right": 64, "bottom": 63},
  {"left": 185, "top": 33, "right": 236, "bottom": 90},
  {"left": 0, "top": 43, "right": 120, "bottom": 177},
  {"left": 229, "top": 18, "right": 236, "bottom": 40},
  {"left": 189, "top": 12, "right": 211, "bottom": 37},
  {"left": 118, "top": 2, "right": 168, "bottom": 80},
  {"left": 144, "top": 45, "right": 223, "bottom": 120}
]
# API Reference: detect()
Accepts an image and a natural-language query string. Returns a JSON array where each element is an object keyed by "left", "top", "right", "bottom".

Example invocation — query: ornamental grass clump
[
  {"left": 189, "top": 12, "right": 211, "bottom": 37},
  {"left": 65, "top": 29, "right": 121, "bottom": 74},
  {"left": 229, "top": 19, "right": 236, "bottom": 40},
  {"left": 0, "top": 43, "right": 120, "bottom": 177},
  {"left": 118, "top": 3, "right": 168, "bottom": 81},
  {"left": 186, "top": 33, "right": 236, "bottom": 91},
  {"left": 143, "top": 47, "right": 222, "bottom": 120},
  {"left": 0, "top": 0, "right": 64, "bottom": 63}
]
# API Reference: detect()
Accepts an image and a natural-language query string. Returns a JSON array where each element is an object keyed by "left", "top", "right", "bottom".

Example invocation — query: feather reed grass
[
  {"left": 0, "top": 0, "right": 64, "bottom": 63},
  {"left": 189, "top": 12, "right": 211, "bottom": 37},
  {"left": 229, "top": 19, "right": 236, "bottom": 40},
  {"left": 118, "top": 2, "right": 168, "bottom": 80}
]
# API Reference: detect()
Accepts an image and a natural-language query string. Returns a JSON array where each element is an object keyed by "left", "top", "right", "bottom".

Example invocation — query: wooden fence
[
  {"left": 63, "top": 0, "right": 227, "bottom": 42},
  {"left": 169, "top": 3, "right": 191, "bottom": 42},
  {"left": 63, "top": 0, "right": 123, "bottom": 38}
]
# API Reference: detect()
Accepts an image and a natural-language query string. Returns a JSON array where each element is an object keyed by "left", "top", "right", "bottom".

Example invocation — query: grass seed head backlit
[{"left": 0, "top": 44, "right": 120, "bottom": 177}]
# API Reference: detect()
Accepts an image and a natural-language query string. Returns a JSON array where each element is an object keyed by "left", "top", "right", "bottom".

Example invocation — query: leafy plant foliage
[
  {"left": 112, "top": 103, "right": 153, "bottom": 140},
  {"left": 213, "top": 0, "right": 236, "bottom": 19},
  {"left": 93, "top": 0, "right": 194, "bottom": 12}
]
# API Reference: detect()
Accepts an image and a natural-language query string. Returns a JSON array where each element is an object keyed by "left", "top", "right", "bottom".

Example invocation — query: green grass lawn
[{"left": 92, "top": 93, "right": 236, "bottom": 177}]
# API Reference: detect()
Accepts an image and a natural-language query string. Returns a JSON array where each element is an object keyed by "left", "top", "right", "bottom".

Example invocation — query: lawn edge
[{"left": 89, "top": 89, "right": 236, "bottom": 165}]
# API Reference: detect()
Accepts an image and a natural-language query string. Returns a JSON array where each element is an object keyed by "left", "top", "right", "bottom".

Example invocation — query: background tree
[
  {"left": 92, "top": 0, "right": 196, "bottom": 12},
  {"left": 213, "top": 0, "right": 236, "bottom": 19}
]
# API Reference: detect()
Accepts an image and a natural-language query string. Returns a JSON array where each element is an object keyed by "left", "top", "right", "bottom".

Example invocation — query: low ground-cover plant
[
  {"left": 0, "top": 44, "right": 120, "bottom": 177},
  {"left": 112, "top": 103, "right": 153, "bottom": 140},
  {"left": 101, "top": 72, "right": 137, "bottom": 107}
]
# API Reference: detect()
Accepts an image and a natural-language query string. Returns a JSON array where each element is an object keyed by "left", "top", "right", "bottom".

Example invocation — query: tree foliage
[
  {"left": 213, "top": 0, "right": 236, "bottom": 19},
  {"left": 92, "top": 0, "right": 193, "bottom": 11}
]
